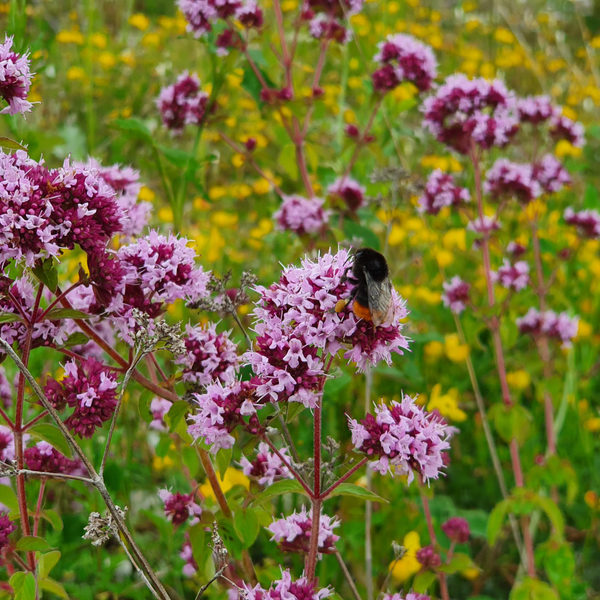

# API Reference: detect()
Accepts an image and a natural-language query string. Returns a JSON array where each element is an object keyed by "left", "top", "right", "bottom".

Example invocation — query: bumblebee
[{"left": 336, "top": 247, "right": 393, "bottom": 327}]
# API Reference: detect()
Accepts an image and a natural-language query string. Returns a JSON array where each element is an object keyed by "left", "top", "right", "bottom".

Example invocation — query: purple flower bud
[
  {"left": 492, "top": 259, "right": 530, "bottom": 291},
  {"left": 328, "top": 176, "right": 366, "bottom": 212},
  {"left": 517, "top": 308, "right": 579, "bottom": 347},
  {"left": 419, "top": 170, "right": 470, "bottom": 215},
  {"left": 484, "top": 159, "right": 541, "bottom": 203},
  {"left": 441, "top": 516, "right": 470, "bottom": 543},
  {"left": 0, "top": 512, "right": 16, "bottom": 551},
  {"left": 416, "top": 545, "right": 441, "bottom": 568},
  {"left": 274, "top": 195, "right": 330, "bottom": 236},
  {"left": 442, "top": 276, "right": 470, "bottom": 314},
  {"left": 24, "top": 441, "right": 84, "bottom": 475},
  {"left": 564, "top": 207, "right": 600, "bottom": 239},
  {"left": 240, "top": 441, "right": 293, "bottom": 486},
  {"left": 158, "top": 489, "right": 202, "bottom": 526},
  {"left": 241, "top": 569, "right": 332, "bottom": 599}
]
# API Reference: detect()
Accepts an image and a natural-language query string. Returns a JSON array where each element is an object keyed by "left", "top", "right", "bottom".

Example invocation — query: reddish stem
[
  {"left": 273, "top": 0, "right": 293, "bottom": 90},
  {"left": 0, "top": 406, "right": 12, "bottom": 428},
  {"left": 343, "top": 97, "right": 383, "bottom": 179},
  {"left": 33, "top": 479, "right": 46, "bottom": 537},
  {"left": 22, "top": 410, "right": 49, "bottom": 431},
  {"left": 261, "top": 436, "right": 313, "bottom": 497},
  {"left": 319, "top": 456, "right": 369, "bottom": 499},
  {"left": 36, "top": 280, "right": 83, "bottom": 322}
]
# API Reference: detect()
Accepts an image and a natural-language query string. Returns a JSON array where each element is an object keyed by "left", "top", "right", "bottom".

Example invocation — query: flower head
[
  {"left": 268, "top": 506, "right": 340, "bottom": 554},
  {"left": 418, "top": 170, "right": 469, "bottom": 214},
  {"left": 0, "top": 36, "right": 34, "bottom": 115},
  {"left": 241, "top": 569, "right": 332, "bottom": 599},
  {"left": 383, "top": 594, "right": 430, "bottom": 600},
  {"left": 533, "top": 154, "right": 570, "bottom": 194},
  {"left": 564, "top": 207, "right": 600, "bottom": 239},
  {"left": 441, "top": 516, "right": 470, "bottom": 543},
  {"left": 0, "top": 366, "right": 11, "bottom": 409},
  {"left": 373, "top": 34, "right": 437, "bottom": 93},
  {"left": 24, "top": 441, "right": 84, "bottom": 475},
  {"left": 517, "top": 95, "right": 556, "bottom": 124},
  {"left": 416, "top": 545, "right": 441, "bottom": 568},
  {"left": 240, "top": 441, "right": 293, "bottom": 486},
  {"left": 149, "top": 397, "right": 172, "bottom": 431},
  {"left": 484, "top": 159, "right": 541, "bottom": 203},
  {"left": 180, "top": 534, "right": 198, "bottom": 577},
  {"left": 328, "top": 176, "right": 366, "bottom": 212},
  {"left": 274, "top": 195, "right": 330, "bottom": 236},
  {"left": 492, "top": 259, "right": 529, "bottom": 291},
  {"left": 175, "top": 323, "right": 240, "bottom": 388},
  {"left": 348, "top": 393, "right": 453, "bottom": 483},
  {"left": 158, "top": 489, "right": 202, "bottom": 526},
  {"left": 0, "top": 512, "right": 15, "bottom": 551},
  {"left": 422, "top": 74, "right": 518, "bottom": 154},
  {"left": 44, "top": 358, "right": 119, "bottom": 438},
  {"left": 517, "top": 308, "right": 579, "bottom": 347},
  {"left": 187, "top": 380, "right": 262, "bottom": 453},
  {"left": 441, "top": 276, "right": 470, "bottom": 314},
  {"left": 157, "top": 71, "right": 209, "bottom": 134},
  {"left": 550, "top": 113, "right": 584, "bottom": 148}
]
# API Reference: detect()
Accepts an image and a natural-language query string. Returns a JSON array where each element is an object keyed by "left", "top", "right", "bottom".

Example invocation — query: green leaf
[
  {"left": 38, "top": 550, "right": 61, "bottom": 578},
  {"left": 28, "top": 424, "right": 73, "bottom": 458},
  {"left": 41, "top": 509, "right": 63, "bottom": 532},
  {"left": 216, "top": 447, "right": 232, "bottom": 478},
  {"left": 0, "top": 484, "right": 19, "bottom": 512},
  {"left": 489, "top": 404, "right": 532, "bottom": 445},
  {"left": 31, "top": 259, "right": 58, "bottom": 292},
  {"left": 323, "top": 372, "right": 352, "bottom": 398},
  {"left": 510, "top": 577, "right": 559, "bottom": 600},
  {"left": 39, "top": 578, "right": 69, "bottom": 599},
  {"left": 157, "top": 145, "right": 198, "bottom": 169},
  {"left": 533, "top": 495, "right": 564, "bottom": 541},
  {"left": 325, "top": 483, "right": 388, "bottom": 503},
  {"left": 60, "top": 332, "right": 90, "bottom": 348},
  {"left": 583, "top": 184, "right": 598, "bottom": 209},
  {"left": 0, "top": 137, "right": 27, "bottom": 151},
  {"left": 233, "top": 508, "right": 260, "bottom": 548},
  {"left": 0, "top": 312, "right": 22, "bottom": 324},
  {"left": 182, "top": 446, "right": 200, "bottom": 479},
  {"left": 413, "top": 570, "right": 436, "bottom": 593},
  {"left": 165, "top": 401, "right": 188, "bottom": 431},
  {"left": 10, "top": 571, "right": 36, "bottom": 600},
  {"left": 112, "top": 117, "right": 153, "bottom": 141},
  {"left": 343, "top": 220, "right": 380, "bottom": 250},
  {"left": 487, "top": 498, "right": 511, "bottom": 545},
  {"left": 188, "top": 523, "right": 207, "bottom": 568},
  {"left": 278, "top": 144, "right": 298, "bottom": 180},
  {"left": 438, "top": 552, "right": 475, "bottom": 574},
  {"left": 44, "top": 308, "right": 92, "bottom": 321},
  {"left": 251, "top": 479, "right": 307, "bottom": 504},
  {"left": 16, "top": 535, "right": 52, "bottom": 552},
  {"left": 285, "top": 402, "right": 306, "bottom": 423}
]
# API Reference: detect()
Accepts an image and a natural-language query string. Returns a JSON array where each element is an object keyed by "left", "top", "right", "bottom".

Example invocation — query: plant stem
[
  {"left": 33, "top": 479, "right": 46, "bottom": 537},
  {"left": 343, "top": 97, "right": 383, "bottom": 179},
  {"left": 335, "top": 551, "right": 363, "bottom": 600},
  {"left": 319, "top": 457, "right": 369, "bottom": 499},
  {"left": 364, "top": 367, "right": 373, "bottom": 600}
]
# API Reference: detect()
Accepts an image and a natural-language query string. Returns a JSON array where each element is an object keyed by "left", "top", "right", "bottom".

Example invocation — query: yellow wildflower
[
  {"left": 494, "top": 27, "right": 515, "bottom": 44},
  {"left": 387, "top": 224, "right": 406, "bottom": 246},
  {"left": 66, "top": 67, "right": 86, "bottom": 81},
  {"left": 138, "top": 186, "right": 155, "bottom": 202},
  {"left": 90, "top": 33, "right": 107, "bottom": 48},
  {"left": 444, "top": 334, "right": 469, "bottom": 362},
  {"left": 98, "top": 52, "right": 116, "bottom": 69},
  {"left": 253, "top": 178, "right": 272, "bottom": 195},
  {"left": 424, "top": 340, "right": 444, "bottom": 361},
  {"left": 199, "top": 467, "right": 250, "bottom": 500},
  {"left": 129, "top": 13, "right": 150, "bottom": 30},
  {"left": 584, "top": 490, "right": 600, "bottom": 509},
  {"left": 142, "top": 32, "right": 161, "bottom": 47},
  {"left": 232, "top": 153, "right": 245, "bottom": 168},
  {"left": 555, "top": 140, "right": 582, "bottom": 158},
  {"left": 389, "top": 531, "right": 421, "bottom": 583},
  {"left": 436, "top": 248, "right": 454, "bottom": 268},
  {"left": 427, "top": 384, "right": 467, "bottom": 422},
  {"left": 443, "top": 229, "right": 466, "bottom": 252},
  {"left": 56, "top": 30, "right": 84, "bottom": 45},
  {"left": 209, "top": 186, "right": 228, "bottom": 201},
  {"left": 153, "top": 454, "right": 174, "bottom": 471},
  {"left": 506, "top": 370, "right": 531, "bottom": 391},
  {"left": 211, "top": 211, "right": 238, "bottom": 227},
  {"left": 158, "top": 206, "right": 173, "bottom": 222}
]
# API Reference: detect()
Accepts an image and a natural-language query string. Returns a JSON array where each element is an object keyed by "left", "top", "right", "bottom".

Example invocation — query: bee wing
[{"left": 363, "top": 268, "right": 393, "bottom": 327}]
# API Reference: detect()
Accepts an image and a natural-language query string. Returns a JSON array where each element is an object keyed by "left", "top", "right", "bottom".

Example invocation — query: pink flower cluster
[
  {"left": 328, "top": 177, "right": 366, "bottom": 212},
  {"left": 241, "top": 569, "right": 332, "bottom": 600},
  {"left": 372, "top": 34, "right": 437, "bottom": 93},
  {"left": 418, "top": 170, "right": 470, "bottom": 215},
  {"left": 484, "top": 159, "right": 541, "bottom": 203},
  {"left": 158, "top": 489, "right": 202, "bottom": 526},
  {"left": 308, "top": 15, "right": 352, "bottom": 44},
  {"left": 78, "top": 158, "right": 150, "bottom": 237},
  {"left": 348, "top": 394, "right": 452, "bottom": 482},
  {"left": 268, "top": 506, "right": 340, "bottom": 554},
  {"left": 0, "top": 425, "right": 16, "bottom": 462},
  {"left": 176, "top": 323, "right": 240, "bottom": 388},
  {"left": 180, "top": 534, "right": 198, "bottom": 577},
  {"left": 240, "top": 441, "right": 293, "bottom": 486},
  {"left": 157, "top": 72, "right": 209, "bottom": 134},
  {"left": 416, "top": 545, "right": 441, "bottom": 567},
  {"left": 533, "top": 154, "right": 571, "bottom": 194},
  {"left": 0, "top": 366, "right": 10, "bottom": 409},
  {"left": 149, "top": 397, "right": 171, "bottom": 431},
  {"left": 187, "top": 380, "right": 262, "bottom": 453},
  {"left": 517, "top": 95, "right": 555, "bottom": 124},
  {"left": 517, "top": 308, "right": 579, "bottom": 346},
  {"left": 305, "top": 0, "right": 363, "bottom": 44},
  {"left": 246, "top": 249, "right": 409, "bottom": 410},
  {"left": 0, "top": 36, "right": 33, "bottom": 115},
  {"left": 467, "top": 215, "right": 500, "bottom": 236},
  {"left": 550, "top": 113, "right": 584, "bottom": 148},
  {"left": 274, "top": 195, "right": 331, "bottom": 236},
  {"left": 24, "top": 441, "right": 84, "bottom": 475},
  {"left": 441, "top": 276, "right": 470, "bottom": 314},
  {"left": 178, "top": 0, "right": 262, "bottom": 37},
  {"left": 0, "top": 150, "right": 123, "bottom": 269},
  {"left": 492, "top": 259, "right": 529, "bottom": 291},
  {"left": 564, "top": 207, "right": 600, "bottom": 238},
  {"left": 44, "top": 358, "right": 119, "bottom": 438},
  {"left": 422, "top": 74, "right": 518, "bottom": 154}
]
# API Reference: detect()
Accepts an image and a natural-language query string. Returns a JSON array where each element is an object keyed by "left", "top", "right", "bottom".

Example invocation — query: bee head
[{"left": 353, "top": 247, "right": 389, "bottom": 282}]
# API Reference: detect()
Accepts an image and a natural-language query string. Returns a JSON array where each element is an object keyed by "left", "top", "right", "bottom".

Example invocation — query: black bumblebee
[{"left": 336, "top": 247, "right": 394, "bottom": 327}]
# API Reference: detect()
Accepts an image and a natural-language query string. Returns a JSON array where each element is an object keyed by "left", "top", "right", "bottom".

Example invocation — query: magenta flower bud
[
  {"left": 564, "top": 207, "right": 600, "bottom": 239},
  {"left": 419, "top": 170, "right": 470, "bottom": 215},
  {"left": 328, "top": 176, "right": 366, "bottom": 212},
  {"left": 274, "top": 194, "right": 330, "bottom": 236},
  {"left": 277, "top": 87, "right": 293, "bottom": 101},
  {"left": 492, "top": 259, "right": 530, "bottom": 292},
  {"left": 442, "top": 276, "right": 470, "bottom": 314},
  {"left": 506, "top": 241, "right": 526, "bottom": 257},
  {"left": 240, "top": 442, "right": 293, "bottom": 486},
  {"left": 312, "top": 86, "right": 325, "bottom": 98},
  {"left": 0, "top": 512, "right": 16, "bottom": 551},
  {"left": 416, "top": 545, "right": 442, "bottom": 568},
  {"left": 244, "top": 137, "right": 257, "bottom": 151},
  {"left": 345, "top": 124, "right": 360, "bottom": 138},
  {"left": 517, "top": 95, "right": 556, "bottom": 124},
  {"left": 24, "top": 441, "right": 84, "bottom": 475},
  {"left": 517, "top": 308, "right": 579, "bottom": 347},
  {"left": 158, "top": 489, "right": 202, "bottom": 526},
  {"left": 241, "top": 569, "right": 332, "bottom": 599},
  {"left": 532, "top": 154, "right": 570, "bottom": 194},
  {"left": 484, "top": 159, "right": 541, "bottom": 203},
  {"left": 550, "top": 113, "right": 584, "bottom": 147},
  {"left": 441, "top": 516, "right": 470, "bottom": 543}
]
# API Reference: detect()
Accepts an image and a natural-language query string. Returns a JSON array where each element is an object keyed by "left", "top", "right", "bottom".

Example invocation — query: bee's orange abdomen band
[{"left": 352, "top": 301, "right": 372, "bottom": 322}]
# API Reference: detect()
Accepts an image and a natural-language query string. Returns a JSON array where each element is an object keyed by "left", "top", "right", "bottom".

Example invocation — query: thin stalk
[
  {"left": 419, "top": 488, "right": 449, "bottom": 600},
  {"left": 335, "top": 550, "right": 363, "bottom": 600},
  {"left": 33, "top": 479, "right": 46, "bottom": 537},
  {"left": 319, "top": 457, "right": 369, "bottom": 499},
  {"left": 0, "top": 406, "right": 12, "bottom": 428},
  {"left": 364, "top": 367, "right": 373, "bottom": 600},
  {"left": 36, "top": 281, "right": 83, "bottom": 322},
  {"left": 261, "top": 435, "right": 311, "bottom": 495}
]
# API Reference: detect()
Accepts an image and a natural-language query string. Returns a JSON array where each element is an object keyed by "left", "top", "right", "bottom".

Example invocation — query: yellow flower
[
  {"left": 252, "top": 178, "right": 272, "bottom": 195},
  {"left": 480, "top": 62, "right": 495, "bottom": 78},
  {"left": 211, "top": 211, "right": 238, "bottom": 227},
  {"left": 153, "top": 454, "right": 174, "bottom": 471},
  {"left": 199, "top": 467, "right": 250, "bottom": 500},
  {"left": 576, "top": 320, "right": 592, "bottom": 339},
  {"left": 584, "top": 490, "right": 600, "bottom": 509},
  {"left": 56, "top": 29, "right": 84, "bottom": 45},
  {"left": 66, "top": 66, "right": 86, "bottom": 81},
  {"left": 506, "top": 370, "right": 531, "bottom": 391},
  {"left": 90, "top": 33, "right": 107, "bottom": 48},
  {"left": 142, "top": 32, "right": 161, "bottom": 47},
  {"left": 461, "top": 566, "right": 481, "bottom": 580},
  {"left": 427, "top": 384, "right": 467, "bottom": 422},
  {"left": 138, "top": 186, "right": 155, "bottom": 202},
  {"left": 129, "top": 13, "right": 150, "bottom": 31},
  {"left": 281, "top": 0, "right": 298, "bottom": 11},
  {"left": 436, "top": 248, "right": 453, "bottom": 268},
  {"left": 494, "top": 27, "right": 515, "bottom": 44},
  {"left": 423, "top": 341, "right": 443, "bottom": 364},
  {"left": 585, "top": 417, "right": 600, "bottom": 433},
  {"left": 555, "top": 140, "right": 582, "bottom": 158},
  {"left": 443, "top": 229, "right": 466, "bottom": 252},
  {"left": 98, "top": 52, "right": 116, "bottom": 69},
  {"left": 444, "top": 334, "right": 469, "bottom": 362},
  {"left": 209, "top": 186, "right": 228, "bottom": 201},
  {"left": 389, "top": 531, "right": 421, "bottom": 583},
  {"left": 158, "top": 206, "right": 173, "bottom": 222},
  {"left": 231, "top": 153, "right": 245, "bottom": 168},
  {"left": 387, "top": 224, "right": 406, "bottom": 246}
]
